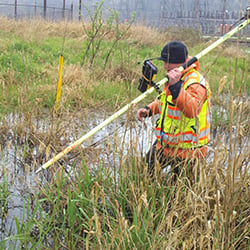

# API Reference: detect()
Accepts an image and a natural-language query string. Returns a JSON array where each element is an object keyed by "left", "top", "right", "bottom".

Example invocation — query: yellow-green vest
[{"left": 155, "top": 68, "right": 211, "bottom": 149}]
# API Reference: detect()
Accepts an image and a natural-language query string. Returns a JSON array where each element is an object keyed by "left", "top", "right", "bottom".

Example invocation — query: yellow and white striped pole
[{"left": 36, "top": 17, "right": 249, "bottom": 174}]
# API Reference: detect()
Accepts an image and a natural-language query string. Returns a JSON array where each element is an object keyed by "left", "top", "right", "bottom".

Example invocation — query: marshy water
[
  {"left": 0, "top": 109, "right": 155, "bottom": 240},
  {"left": 0, "top": 99, "right": 249, "bottom": 242}
]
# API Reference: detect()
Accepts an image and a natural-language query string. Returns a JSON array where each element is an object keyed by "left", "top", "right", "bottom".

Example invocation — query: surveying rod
[{"left": 35, "top": 16, "right": 250, "bottom": 174}]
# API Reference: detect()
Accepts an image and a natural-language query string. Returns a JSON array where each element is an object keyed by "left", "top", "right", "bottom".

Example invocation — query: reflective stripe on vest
[
  {"left": 167, "top": 105, "right": 181, "bottom": 120},
  {"left": 155, "top": 127, "right": 210, "bottom": 144},
  {"left": 155, "top": 68, "right": 211, "bottom": 149}
]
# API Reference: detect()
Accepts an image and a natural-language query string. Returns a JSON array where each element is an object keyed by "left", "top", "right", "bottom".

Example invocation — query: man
[{"left": 137, "top": 41, "right": 211, "bottom": 177}]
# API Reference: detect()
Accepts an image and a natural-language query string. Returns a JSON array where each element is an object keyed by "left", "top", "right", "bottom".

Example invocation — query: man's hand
[
  {"left": 137, "top": 108, "right": 150, "bottom": 122},
  {"left": 167, "top": 68, "right": 182, "bottom": 86}
]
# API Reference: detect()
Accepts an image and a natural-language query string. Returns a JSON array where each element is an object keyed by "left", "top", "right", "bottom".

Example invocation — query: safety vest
[{"left": 155, "top": 68, "right": 211, "bottom": 149}]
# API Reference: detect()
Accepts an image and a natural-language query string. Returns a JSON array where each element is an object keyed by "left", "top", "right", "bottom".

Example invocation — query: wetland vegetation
[{"left": 0, "top": 10, "right": 249, "bottom": 249}]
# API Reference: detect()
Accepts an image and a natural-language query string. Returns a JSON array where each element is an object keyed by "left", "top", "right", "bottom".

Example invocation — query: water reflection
[{"left": 0, "top": 111, "right": 156, "bottom": 240}]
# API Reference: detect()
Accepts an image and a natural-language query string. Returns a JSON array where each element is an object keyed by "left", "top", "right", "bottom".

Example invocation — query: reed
[{"left": 0, "top": 167, "right": 10, "bottom": 230}]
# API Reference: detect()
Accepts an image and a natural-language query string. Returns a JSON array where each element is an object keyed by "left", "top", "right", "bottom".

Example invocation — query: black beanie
[{"left": 158, "top": 41, "right": 188, "bottom": 63}]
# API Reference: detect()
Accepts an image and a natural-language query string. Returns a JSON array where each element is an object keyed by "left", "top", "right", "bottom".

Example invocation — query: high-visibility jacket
[{"left": 155, "top": 68, "right": 211, "bottom": 149}]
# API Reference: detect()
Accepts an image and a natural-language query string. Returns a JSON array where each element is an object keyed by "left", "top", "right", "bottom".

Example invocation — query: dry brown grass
[
  {"left": 0, "top": 17, "right": 200, "bottom": 47},
  {"left": 0, "top": 17, "right": 86, "bottom": 41},
  {"left": 123, "top": 24, "right": 168, "bottom": 47},
  {"left": 0, "top": 67, "right": 18, "bottom": 87},
  {"left": 59, "top": 63, "right": 91, "bottom": 87},
  {"left": 216, "top": 43, "right": 249, "bottom": 58}
]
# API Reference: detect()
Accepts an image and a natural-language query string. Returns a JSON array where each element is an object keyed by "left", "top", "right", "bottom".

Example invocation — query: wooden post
[
  {"left": 15, "top": 0, "right": 17, "bottom": 20},
  {"left": 63, "top": 0, "right": 66, "bottom": 20},
  {"left": 71, "top": 3, "right": 73, "bottom": 21},
  {"left": 35, "top": 1, "right": 37, "bottom": 17},
  {"left": 79, "top": 0, "right": 82, "bottom": 21},
  {"left": 44, "top": 0, "right": 47, "bottom": 19}
]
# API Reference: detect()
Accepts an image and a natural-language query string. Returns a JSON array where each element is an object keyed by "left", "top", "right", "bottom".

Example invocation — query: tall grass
[
  {"left": 0, "top": 17, "right": 249, "bottom": 249},
  {"left": 0, "top": 167, "right": 10, "bottom": 232},
  {"left": 1, "top": 122, "right": 249, "bottom": 249}
]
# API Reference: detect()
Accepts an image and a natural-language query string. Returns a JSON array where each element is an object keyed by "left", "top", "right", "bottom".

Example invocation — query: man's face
[{"left": 164, "top": 61, "right": 183, "bottom": 72}]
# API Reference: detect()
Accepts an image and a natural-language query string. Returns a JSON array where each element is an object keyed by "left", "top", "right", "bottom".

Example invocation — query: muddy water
[
  {"left": 1, "top": 147, "right": 37, "bottom": 238},
  {"left": 0, "top": 111, "right": 156, "bottom": 241},
  {"left": 1, "top": 105, "right": 249, "bottom": 241}
]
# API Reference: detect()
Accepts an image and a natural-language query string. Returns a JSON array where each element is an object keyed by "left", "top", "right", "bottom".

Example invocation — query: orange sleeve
[
  {"left": 148, "top": 99, "right": 160, "bottom": 115},
  {"left": 172, "top": 83, "right": 207, "bottom": 118}
]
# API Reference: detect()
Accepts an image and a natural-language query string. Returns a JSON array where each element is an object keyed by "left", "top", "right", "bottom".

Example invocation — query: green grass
[
  {"left": 0, "top": 18, "right": 248, "bottom": 116},
  {"left": 0, "top": 168, "right": 9, "bottom": 221}
]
